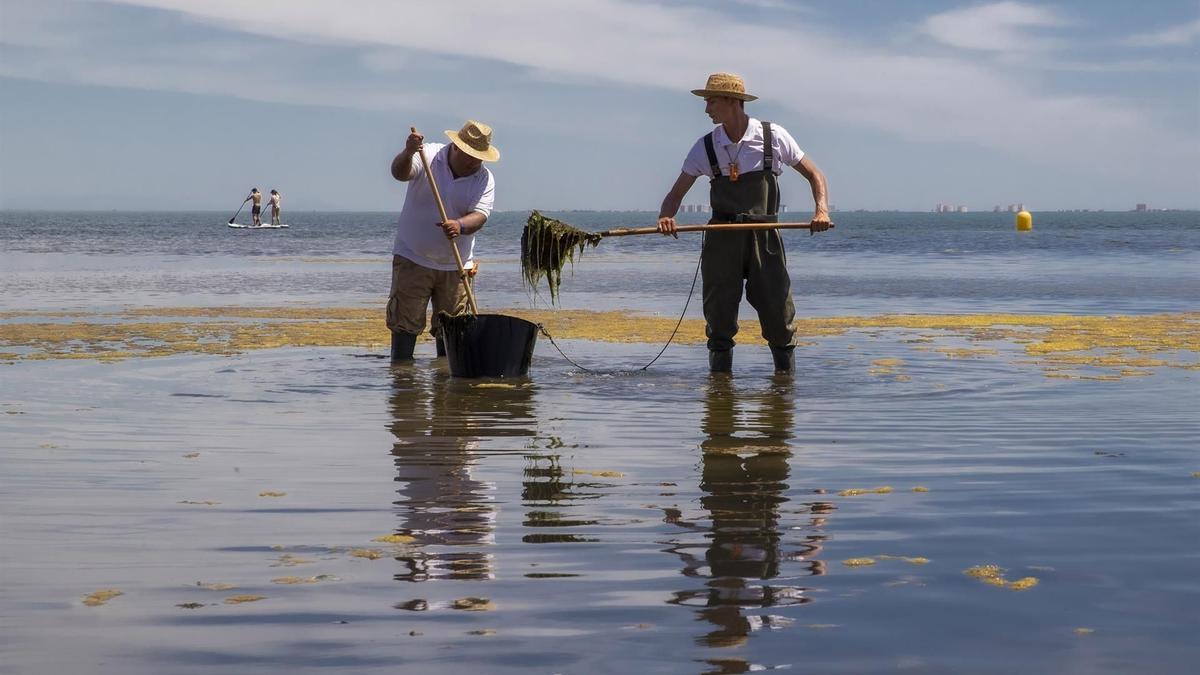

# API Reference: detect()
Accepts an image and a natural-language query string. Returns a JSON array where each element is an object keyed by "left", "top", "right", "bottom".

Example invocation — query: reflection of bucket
[{"left": 441, "top": 313, "right": 538, "bottom": 378}]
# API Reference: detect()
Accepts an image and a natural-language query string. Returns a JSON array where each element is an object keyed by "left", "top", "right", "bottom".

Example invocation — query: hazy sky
[{"left": 1, "top": 0, "right": 1197, "bottom": 212}]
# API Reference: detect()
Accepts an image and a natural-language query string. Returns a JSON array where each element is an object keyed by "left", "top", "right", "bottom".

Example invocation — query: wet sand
[{"left": 3, "top": 319, "right": 1198, "bottom": 673}]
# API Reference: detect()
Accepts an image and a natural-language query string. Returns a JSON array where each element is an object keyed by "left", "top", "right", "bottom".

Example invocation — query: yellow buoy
[{"left": 1016, "top": 210, "right": 1033, "bottom": 231}]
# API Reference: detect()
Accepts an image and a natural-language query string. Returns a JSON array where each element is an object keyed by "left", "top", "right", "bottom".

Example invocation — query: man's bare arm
[
  {"left": 391, "top": 131, "right": 424, "bottom": 182},
  {"left": 439, "top": 210, "right": 488, "bottom": 240},
  {"left": 656, "top": 172, "right": 700, "bottom": 236},
  {"left": 792, "top": 156, "right": 832, "bottom": 231}
]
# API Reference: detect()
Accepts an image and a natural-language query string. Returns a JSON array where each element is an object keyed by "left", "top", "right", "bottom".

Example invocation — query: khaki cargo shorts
[{"left": 386, "top": 255, "right": 473, "bottom": 336}]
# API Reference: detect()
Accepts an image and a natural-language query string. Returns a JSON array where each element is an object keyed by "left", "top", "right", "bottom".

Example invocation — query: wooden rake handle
[
  {"left": 600, "top": 221, "right": 832, "bottom": 237},
  {"left": 412, "top": 126, "right": 479, "bottom": 315}
]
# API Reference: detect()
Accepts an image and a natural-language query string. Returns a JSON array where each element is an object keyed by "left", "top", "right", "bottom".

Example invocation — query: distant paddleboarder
[
  {"left": 249, "top": 188, "right": 263, "bottom": 226},
  {"left": 268, "top": 189, "right": 282, "bottom": 226}
]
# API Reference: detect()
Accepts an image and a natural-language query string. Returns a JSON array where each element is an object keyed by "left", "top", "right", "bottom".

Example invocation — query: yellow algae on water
[
  {"left": 223, "top": 595, "right": 266, "bottom": 604},
  {"left": 838, "top": 486, "right": 893, "bottom": 497},
  {"left": 1074, "top": 628, "right": 1095, "bottom": 635},
  {"left": 182, "top": 453, "right": 200, "bottom": 459},
  {"left": 452, "top": 597, "right": 496, "bottom": 611},
  {"left": 3, "top": 308, "right": 1197, "bottom": 381},
  {"left": 197, "top": 582, "right": 237, "bottom": 591},
  {"left": 1007, "top": 577, "right": 1039, "bottom": 591},
  {"left": 842, "top": 558, "right": 877, "bottom": 567},
  {"left": 935, "top": 347, "right": 998, "bottom": 359},
  {"left": 270, "top": 554, "right": 314, "bottom": 567},
  {"left": 912, "top": 486, "right": 930, "bottom": 492},
  {"left": 905, "top": 557, "right": 930, "bottom": 565},
  {"left": 372, "top": 534, "right": 417, "bottom": 544},
  {"left": 474, "top": 383, "right": 517, "bottom": 389},
  {"left": 258, "top": 491, "right": 286, "bottom": 497},
  {"left": 965, "top": 565, "right": 1003, "bottom": 579},
  {"left": 350, "top": 548, "right": 384, "bottom": 560},
  {"left": 82, "top": 589, "right": 123, "bottom": 606},
  {"left": 271, "top": 575, "right": 334, "bottom": 585},
  {"left": 965, "top": 565, "right": 1039, "bottom": 591},
  {"left": 572, "top": 469, "right": 625, "bottom": 478}
]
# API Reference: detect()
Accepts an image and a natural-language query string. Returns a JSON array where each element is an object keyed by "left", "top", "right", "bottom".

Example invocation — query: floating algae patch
[
  {"left": 935, "top": 346, "right": 999, "bottom": 359},
  {"left": 350, "top": 548, "right": 384, "bottom": 560},
  {"left": 520, "top": 210, "right": 601, "bottom": 302},
  {"left": 372, "top": 534, "right": 417, "bottom": 544},
  {"left": 572, "top": 469, "right": 625, "bottom": 478},
  {"left": 224, "top": 595, "right": 266, "bottom": 604},
  {"left": 1074, "top": 628, "right": 1095, "bottom": 635},
  {"left": 912, "top": 486, "right": 930, "bottom": 493},
  {"left": 271, "top": 575, "right": 335, "bottom": 585},
  {"left": 964, "top": 564, "right": 1039, "bottom": 591},
  {"left": 842, "top": 558, "right": 877, "bottom": 567},
  {"left": 258, "top": 491, "right": 286, "bottom": 498},
  {"left": 82, "top": 589, "right": 123, "bottom": 606},
  {"left": 452, "top": 596, "right": 496, "bottom": 611},
  {"left": 4, "top": 308, "right": 1195, "bottom": 377},
  {"left": 197, "top": 582, "right": 237, "bottom": 591},
  {"left": 269, "top": 554, "right": 315, "bottom": 567},
  {"left": 838, "top": 486, "right": 893, "bottom": 497}
]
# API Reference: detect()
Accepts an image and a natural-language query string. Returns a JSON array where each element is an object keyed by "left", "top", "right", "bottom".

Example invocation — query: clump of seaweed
[{"left": 520, "top": 210, "right": 601, "bottom": 302}]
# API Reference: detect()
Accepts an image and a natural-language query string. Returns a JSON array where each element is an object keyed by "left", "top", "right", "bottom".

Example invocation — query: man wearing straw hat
[
  {"left": 657, "top": 72, "right": 831, "bottom": 374},
  {"left": 387, "top": 120, "right": 499, "bottom": 362}
]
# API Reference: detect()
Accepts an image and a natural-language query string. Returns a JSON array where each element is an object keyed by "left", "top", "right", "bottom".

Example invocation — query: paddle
[
  {"left": 411, "top": 126, "right": 479, "bottom": 315},
  {"left": 228, "top": 196, "right": 251, "bottom": 224}
]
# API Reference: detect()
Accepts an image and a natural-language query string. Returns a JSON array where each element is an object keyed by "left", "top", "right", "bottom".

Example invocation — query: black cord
[{"left": 537, "top": 236, "right": 705, "bottom": 374}]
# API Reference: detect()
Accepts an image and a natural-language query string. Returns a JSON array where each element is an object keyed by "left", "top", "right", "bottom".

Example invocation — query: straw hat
[
  {"left": 445, "top": 119, "right": 500, "bottom": 162},
  {"left": 690, "top": 72, "right": 757, "bottom": 102}
]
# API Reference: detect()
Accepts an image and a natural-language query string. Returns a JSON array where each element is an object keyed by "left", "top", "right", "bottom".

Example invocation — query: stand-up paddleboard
[{"left": 228, "top": 223, "right": 289, "bottom": 229}]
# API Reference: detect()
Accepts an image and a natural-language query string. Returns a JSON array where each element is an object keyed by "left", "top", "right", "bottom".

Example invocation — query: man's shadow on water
[
  {"left": 663, "top": 375, "right": 834, "bottom": 665},
  {"left": 385, "top": 367, "right": 536, "bottom": 596}
]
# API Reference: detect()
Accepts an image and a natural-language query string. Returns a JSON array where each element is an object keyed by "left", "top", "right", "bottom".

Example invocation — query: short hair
[
  {"left": 270, "top": 189, "right": 277, "bottom": 194},
  {"left": 252, "top": 188, "right": 258, "bottom": 192}
]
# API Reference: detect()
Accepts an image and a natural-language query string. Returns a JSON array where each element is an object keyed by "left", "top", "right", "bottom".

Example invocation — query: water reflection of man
[
  {"left": 386, "top": 368, "right": 535, "bottom": 584},
  {"left": 665, "top": 376, "right": 829, "bottom": 654}
]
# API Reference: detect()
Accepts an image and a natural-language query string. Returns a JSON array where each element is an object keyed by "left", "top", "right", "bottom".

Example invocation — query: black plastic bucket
[{"left": 441, "top": 313, "right": 538, "bottom": 378}]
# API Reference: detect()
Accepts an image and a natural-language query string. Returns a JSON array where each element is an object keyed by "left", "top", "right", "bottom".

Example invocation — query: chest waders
[{"left": 701, "top": 122, "right": 796, "bottom": 372}]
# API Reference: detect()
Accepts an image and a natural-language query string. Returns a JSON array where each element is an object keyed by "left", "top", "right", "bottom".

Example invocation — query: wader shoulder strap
[
  {"left": 703, "top": 132, "right": 721, "bottom": 178},
  {"left": 762, "top": 121, "right": 775, "bottom": 174},
  {"left": 762, "top": 122, "right": 779, "bottom": 216}
]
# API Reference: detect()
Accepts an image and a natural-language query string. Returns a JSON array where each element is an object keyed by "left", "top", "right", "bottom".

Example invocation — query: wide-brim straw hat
[
  {"left": 445, "top": 119, "right": 500, "bottom": 162},
  {"left": 690, "top": 72, "right": 757, "bottom": 102}
]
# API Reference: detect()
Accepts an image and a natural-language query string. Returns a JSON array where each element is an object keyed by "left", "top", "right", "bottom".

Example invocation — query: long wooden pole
[
  {"left": 599, "top": 221, "right": 832, "bottom": 238},
  {"left": 412, "top": 126, "right": 479, "bottom": 315}
]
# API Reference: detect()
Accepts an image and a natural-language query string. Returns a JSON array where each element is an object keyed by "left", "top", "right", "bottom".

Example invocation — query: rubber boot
[
  {"left": 390, "top": 331, "right": 417, "bottom": 362},
  {"left": 709, "top": 349, "right": 732, "bottom": 373},
  {"left": 770, "top": 346, "right": 794, "bottom": 373},
  {"left": 435, "top": 336, "right": 446, "bottom": 358}
]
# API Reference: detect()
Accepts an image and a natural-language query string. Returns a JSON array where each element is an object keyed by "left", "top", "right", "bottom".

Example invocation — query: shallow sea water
[{"left": 1, "top": 210, "right": 1198, "bottom": 673}]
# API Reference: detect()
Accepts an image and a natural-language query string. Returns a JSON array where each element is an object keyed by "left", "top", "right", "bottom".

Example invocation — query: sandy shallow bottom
[{"left": 2, "top": 327, "right": 1199, "bottom": 674}]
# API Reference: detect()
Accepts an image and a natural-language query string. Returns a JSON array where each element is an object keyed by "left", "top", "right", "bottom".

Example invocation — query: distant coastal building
[{"left": 1136, "top": 203, "right": 1148, "bottom": 211}]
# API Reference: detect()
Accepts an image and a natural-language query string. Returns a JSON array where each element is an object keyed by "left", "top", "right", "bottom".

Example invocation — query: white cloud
[
  {"left": 919, "top": 1, "right": 1067, "bottom": 52},
  {"left": 1125, "top": 18, "right": 1200, "bottom": 47},
  {"left": 3, "top": 0, "right": 1195, "bottom": 184}
]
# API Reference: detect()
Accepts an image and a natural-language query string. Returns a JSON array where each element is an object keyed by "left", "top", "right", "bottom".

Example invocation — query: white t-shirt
[
  {"left": 681, "top": 118, "right": 804, "bottom": 178},
  {"left": 392, "top": 143, "right": 494, "bottom": 270}
]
